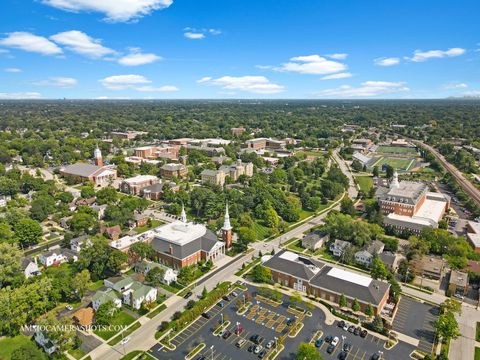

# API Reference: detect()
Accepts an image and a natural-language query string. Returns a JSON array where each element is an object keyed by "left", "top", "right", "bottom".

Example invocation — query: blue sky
[{"left": 0, "top": 0, "right": 479, "bottom": 99}]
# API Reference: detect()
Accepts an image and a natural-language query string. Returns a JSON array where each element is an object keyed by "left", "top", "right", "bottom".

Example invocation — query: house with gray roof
[
  {"left": 354, "top": 240, "right": 385, "bottom": 267},
  {"left": 329, "top": 239, "right": 351, "bottom": 257},
  {"left": 301, "top": 230, "right": 329, "bottom": 251},
  {"left": 92, "top": 288, "right": 122, "bottom": 311}
]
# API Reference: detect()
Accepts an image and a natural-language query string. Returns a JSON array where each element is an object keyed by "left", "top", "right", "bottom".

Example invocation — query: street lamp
[
  {"left": 243, "top": 294, "right": 246, "bottom": 305},
  {"left": 221, "top": 313, "right": 224, "bottom": 325},
  {"left": 378, "top": 350, "right": 384, "bottom": 359},
  {"left": 274, "top": 336, "right": 278, "bottom": 349},
  {"left": 341, "top": 335, "right": 346, "bottom": 349},
  {"left": 210, "top": 345, "right": 214, "bottom": 360}
]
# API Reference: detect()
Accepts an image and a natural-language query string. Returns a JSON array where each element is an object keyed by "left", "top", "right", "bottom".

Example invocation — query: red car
[{"left": 235, "top": 325, "right": 244, "bottom": 335}]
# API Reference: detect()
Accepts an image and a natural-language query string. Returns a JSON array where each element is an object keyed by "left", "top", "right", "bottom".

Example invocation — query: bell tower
[
  {"left": 221, "top": 203, "right": 233, "bottom": 249},
  {"left": 94, "top": 145, "right": 103, "bottom": 167}
]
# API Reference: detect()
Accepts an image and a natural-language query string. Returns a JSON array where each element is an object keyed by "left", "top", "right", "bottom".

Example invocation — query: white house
[
  {"left": 354, "top": 240, "right": 385, "bottom": 267},
  {"left": 0, "top": 195, "right": 11, "bottom": 208},
  {"left": 122, "top": 282, "right": 157, "bottom": 309},
  {"left": 34, "top": 331, "right": 57, "bottom": 355},
  {"left": 39, "top": 249, "right": 78, "bottom": 267},
  {"left": 70, "top": 235, "right": 91, "bottom": 253},
  {"left": 92, "top": 288, "right": 122, "bottom": 311},
  {"left": 21, "top": 257, "right": 40, "bottom": 278},
  {"left": 329, "top": 239, "right": 351, "bottom": 257},
  {"left": 134, "top": 260, "right": 178, "bottom": 285}
]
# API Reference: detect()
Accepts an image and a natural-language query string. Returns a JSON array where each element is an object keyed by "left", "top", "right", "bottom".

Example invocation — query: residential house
[
  {"left": 231, "top": 127, "right": 246, "bottom": 136},
  {"left": 329, "top": 239, "right": 351, "bottom": 257},
  {"left": 134, "top": 260, "right": 178, "bottom": 285},
  {"left": 92, "top": 288, "right": 122, "bottom": 311},
  {"left": 122, "top": 281, "right": 157, "bottom": 309},
  {"left": 414, "top": 255, "right": 444, "bottom": 280},
  {"left": 21, "top": 257, "right": 40, "bottom": 278},
  {"left": 379, "top": 252, "right": 402, "bottom": 272},
  {"left": 142, "top": 182, "right": 179, "bottom": 200},
  {"left": 354, "top": 240, "right": 385, "bottom": 267},
  {"left": 130, "top": 213, "right": 149, "bottom": 228},
  {"left": 466, "top": 221, "right": 480, "bottom": 253},
  {"left": 34, "top": 331, "right": 57, "bottom": 355},
  {"left": 39, "top": 249, "right": 78, "bottom": 267},
  {"left": 101, "top": 224, "right": 122, "bottom": 240},
  {"left": 301, "top": 230, "right": 329, "bottom": 251},
  {"left": 70, "top": 235, "right": 91, "bottom": 253}
]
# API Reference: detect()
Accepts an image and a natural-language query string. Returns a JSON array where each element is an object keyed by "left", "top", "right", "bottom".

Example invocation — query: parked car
[
  {"left": 201, "top": 312, "right": 211, "bottom": 319},
  {"left": 331, "top": 336, "right": 339, "bottom": 346},
  {"left": 217, "top": 301, "right": 225, "bottom": 307},
  {"left": 354, "top": 327, "right": 361, "bottom": 336},
  {"left": 235, "top": 325, "right": 244, "bottom": 335},
  {"left": 326, "top": 344, "right": 335, "bottom": 354},
  {"left": 65, "top": 305, "right": 73, "bottom": 311},
  {"left": 253, "top": 345, "right": 262, "bottom": 354},
  {"left": 196, "top": 356, "right": 205, "bottom": 360},
  {"left": 315, "top": 338, "right": 323, "bottom": 347},
  {"left": 258, "top": 350, "right": 267, "bottom": 359},
  {"left": 222, "top": 330, "right": 232, "bottom": 340},
  {"left": 265, "top": 340, "right": 274, "bottom": 349},
  {"left": 324, "top": 335, "right": 333, "bottom": 343},
  {"left": 348, "top": 325, "right": 356, "bottom": 333},
  {"left": 236, "top": 339, "right": 246, "bottom": 348},
  {"left": 343, "top": 343, "right": 352, "bottom": 352},
  {"left": 337, "top": 320, "right": 345, "bottom": 328},
  {"left": 184, "top": 291, "right": 193, "bottom": 299},
  {"left": 247, "top": 345, "right": 254, "bottom": 352},
  {"left": 342, "top": 323, "right": 349, "bottom": 331},
  {"left": 222, "top": 295, "right": 231, "bottom": 301},
  {"left": 339, "top": 351, "right": 347, "bottom": 360},
  {"left": 217, "top": 329, "right": 226, "bottom": 337},
  {"left": 371, "top": 354, "right": 383, "bottom": 360},
  {"left": 360, "top": 329, "right": 368, "bottom": 338},
  {"left": 232, "top": 291, "right": 238, "bottom": 297},
  {"left": 250, "top": 334, "right": 259, "bottom": 342}
]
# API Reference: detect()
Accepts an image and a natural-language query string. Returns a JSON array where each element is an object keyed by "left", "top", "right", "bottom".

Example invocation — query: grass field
[
  {"left": 287, "top": 239, "right": 305, "bottom": 253},
  {"left": 94, "top": 310, "right": 136, "bottom": 340},
  {"left": 475, "top": 347, "right": 480, "bottom": 360},
  {"left": 108, "top": 321, "right": 142, "bottom": 345},
  {"left": 252, "top": 221, "right": 273, "bottom": 240},
  {"left": 377, "top": 145, "right": 418, "bottom": 155},
  {"left": 133, "top": 219, "right": 164, "bottom": 234},
  {"left": 374, "top": 156, "right": 414, "bottom": 171},
  {"left": 355, "top": 175, "right": 373, "bottom": 192},
  {"left": 0, "top": 335, "right": 45, "bottom": 360}
]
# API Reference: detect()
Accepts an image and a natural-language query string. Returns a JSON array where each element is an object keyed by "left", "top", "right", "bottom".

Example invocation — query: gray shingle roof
[
  {"left": 61, "top": 163, "right": 102, "bottom": 177},
  {"left": 263, "top": 251, "right": 325, "bottom": 281},
  {"left": 150, "top": 228, "right": 219, "bottom": 259}
]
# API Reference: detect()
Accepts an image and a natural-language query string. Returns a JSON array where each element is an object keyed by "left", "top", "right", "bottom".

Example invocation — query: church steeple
[
  {"left": 180, "top": 203, "right": 187, "bottom": 223},
  {"left": 221, "top": 203, "right": 233, "bottom": 248},
  {"left": 94, "top": 145, "right": 103, "bottom": 167},
  {"left": 222, "top": 203, "right": 232, "bottom": 231}
]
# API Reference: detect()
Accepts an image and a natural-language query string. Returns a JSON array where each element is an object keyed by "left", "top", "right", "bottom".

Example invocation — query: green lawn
[
  {"left": 374, "top": 157, "right": 414, "bottom": 171},
  {"left": 108, "top": 322, "right": 142, "bottom": 345},
  {"left": 147, "top": 304, "right": 167, "bottom": 319},
  {"left": 94, "top": 310, "right": 136, "bottom": 340},
  {"left": 158, "top": 281, "right": 184, "bottom": 294},
  {"left": 476, "top": 322, "right": 480, "bottom": 342},
  {"left": 88, "top": 279, "right": 104, "bottom": 291},
  {"left": 377, "top": 146, "right": 418, "bottom": 155},
  {"left": 134, "top": 219, "right": 164, "bottom": 234},
  {"left": 355, "top": 175, "right": 373, "bottom": 192},
  {"left": 0, "top": 335, "right": 46, "bottom": 360},
  {"left": 475, "top": 347, "right": 480, "bottom": 360},
  {"left": 68, "top": 347, "right": 87, "bottom": 359},
  {"left": 287, "top": 239, "right": 306, "bottom": 253},
  {"left": 252, "top": 221, "right": 273, "bottom": 240}
]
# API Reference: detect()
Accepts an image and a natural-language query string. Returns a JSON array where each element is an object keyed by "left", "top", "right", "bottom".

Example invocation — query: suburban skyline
[{"left": 0, "top": 0, "right": 479, "bottom": 99}]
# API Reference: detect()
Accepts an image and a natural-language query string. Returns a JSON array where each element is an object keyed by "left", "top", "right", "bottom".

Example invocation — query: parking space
[
  {"left": 392, "top": 296, "right": 439, "bottom": 354},
  {"left": 150, "top": 284, "right": 418, "bottom": 360}
]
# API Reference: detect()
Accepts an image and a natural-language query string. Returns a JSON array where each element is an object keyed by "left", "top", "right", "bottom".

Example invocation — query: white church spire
[
  {"left": 222, "top": 203, "right": 232, "bottom": 230},
  {"left": 390, "top": 170, "right": 400, "bottom": 189}
]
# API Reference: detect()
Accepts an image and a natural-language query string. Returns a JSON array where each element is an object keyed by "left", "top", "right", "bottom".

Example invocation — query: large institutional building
[
  {"left": 263, "top": 251, "right": 390, "bottom": 315},
  {"left": 377, "top": 172, "right": 450, "bottom": 234}
]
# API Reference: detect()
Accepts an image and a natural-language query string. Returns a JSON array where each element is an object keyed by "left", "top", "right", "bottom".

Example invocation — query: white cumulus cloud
[
  {"left": 50, "top": 30, "right": 116, "bottom": 58},
  {"left": 33, "top": 77, "right": 78, "bottom": 88},
  {"left": 4, "top": 68, "right": 22, "bottom": 73},
  {"left": 408, "top": 48, "right": 466, "bottom": 62},
  {"left": 321, "top": 72, "right": 352, "bottom": 80},
  {"left": 118, "top": 50, "right": 161, "bottom": 66},
  {"left": 276, "top": 54, "right": 347, "bottom": 75},
  {"left": 41, "top": 0, "right": 173, "bottom": 22},
  {"left": 444, "top": 83, "right": 468, "bottom": 89},
  {"left": 184, "top": 32, "right": 206, "bottom": 40},
  {"left": 374, "top": 57, "right": 400, "bottom": 66},
  {"left": 0, "top": 92, "right": 42, "bottom": 99},
  {"left": 319, "top": 81, "right": 409, "bottom": 98},
  {"left": 0, "top": 32, "right": 62, "bottom": 55},
  {"left": 197, "top": 75, "right": 285, "bottom": 94},
  {"left": 100, "top": 74, "right": 178, "bottom": 92},
  {"left": 326, "top": 53, "right": 348, "bottom": 60}
]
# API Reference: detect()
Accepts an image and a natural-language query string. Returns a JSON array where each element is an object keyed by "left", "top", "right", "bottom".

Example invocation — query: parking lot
[
  {"left": 149, "top": 284, "right": 418, "bottom": 360},
  {"left": 392, "top": 296, "right": 439, "bottom": 354}
]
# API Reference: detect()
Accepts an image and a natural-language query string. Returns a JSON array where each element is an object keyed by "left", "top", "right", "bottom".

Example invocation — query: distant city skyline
[{"left": 0, "top": 0, "right": 479, "bottom": 99}]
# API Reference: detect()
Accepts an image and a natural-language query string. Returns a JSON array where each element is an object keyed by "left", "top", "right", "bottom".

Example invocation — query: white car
[
  {"left": 254, "top": 345, "right": 263, "bottom": 354},
  {"left": 342, "top": 323, "right": 349, "bottom": 331},
  {"left": 120, "top": 336, "right": 130, "bottom": 345},
  {"left": 331, "top": 336, "right": 339, "bottom": 347},
  {"left": 265, "top": 340, "right": 274, "bottom": 349},
  {"left": 65, "top": 305, "right": 73, "bottom": 311},
  {"left": 218, "top": 329, "right": 226, "bottom": 337}
]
